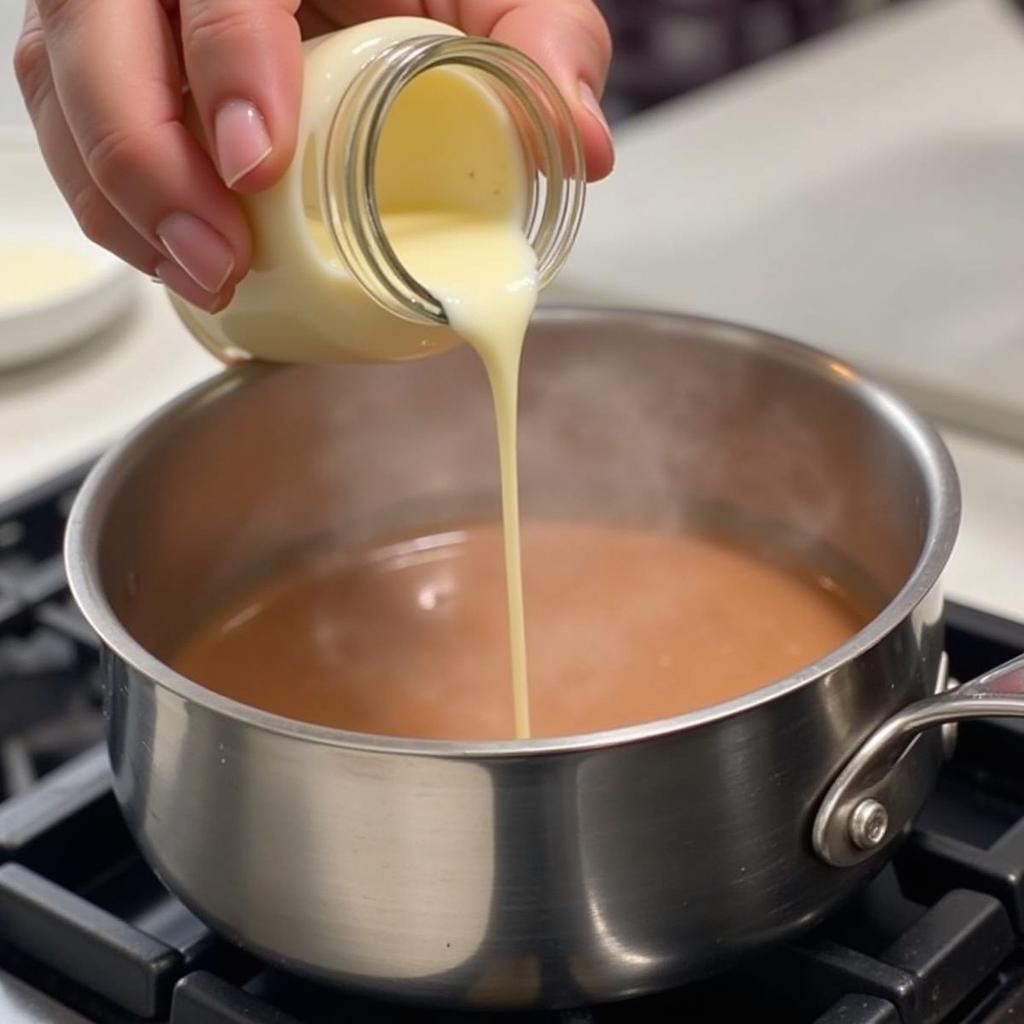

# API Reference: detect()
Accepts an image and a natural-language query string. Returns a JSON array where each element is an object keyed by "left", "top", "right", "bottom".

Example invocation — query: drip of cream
[{"left": 385, "top": 211, "right": 537, "bottom": 738}]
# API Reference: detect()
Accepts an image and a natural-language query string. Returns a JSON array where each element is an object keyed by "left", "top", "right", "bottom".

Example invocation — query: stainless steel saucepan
[{"left": 65, "top": 308, "right": 1024, "bottom": 1009}]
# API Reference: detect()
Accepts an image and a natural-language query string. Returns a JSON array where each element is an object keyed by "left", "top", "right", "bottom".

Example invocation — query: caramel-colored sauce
[{"left": 173, "top": 522, "right": 866, "bottom": 740}]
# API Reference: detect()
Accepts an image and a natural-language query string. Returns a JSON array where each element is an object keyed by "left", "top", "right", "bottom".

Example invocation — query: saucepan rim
[{"left": 64, "top": 307, "right": 961, "bottom": 758}]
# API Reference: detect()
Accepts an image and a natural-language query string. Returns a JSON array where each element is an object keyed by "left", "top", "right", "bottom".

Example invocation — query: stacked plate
[{"left": 0, "top": 131, "right": 136, "bottom": 370}]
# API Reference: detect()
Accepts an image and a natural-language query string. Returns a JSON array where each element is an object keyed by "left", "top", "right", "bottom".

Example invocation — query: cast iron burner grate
[{"left": 2, "top": 466, "right": 1024, "bottom": 1023}]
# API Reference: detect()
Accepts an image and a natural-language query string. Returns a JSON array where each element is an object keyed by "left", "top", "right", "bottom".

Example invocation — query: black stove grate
[{"left": 2, "top": 467, "right": 1024, "bottom": 1023}]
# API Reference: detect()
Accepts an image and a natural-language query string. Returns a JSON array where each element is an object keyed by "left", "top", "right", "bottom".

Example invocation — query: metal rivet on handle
[{"left": 849, "top": 798, "right": 888, "bottom": 850}]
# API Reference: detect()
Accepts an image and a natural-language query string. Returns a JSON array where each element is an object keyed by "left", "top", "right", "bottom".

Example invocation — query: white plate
[{"left": 0, "top": 131, "right": 136, "bottom": 369}]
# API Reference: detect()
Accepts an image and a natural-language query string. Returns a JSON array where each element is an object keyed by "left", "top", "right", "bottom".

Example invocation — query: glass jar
[{"left": 171, "top": 17, "right": 586, "bottom": 364}]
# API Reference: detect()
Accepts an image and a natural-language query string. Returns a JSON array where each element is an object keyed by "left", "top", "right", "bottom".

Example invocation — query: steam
[
  {"left": 218, "top": 328, "right": 884, "bottom": 616},
  {"left": 516, "top": 330, "right": 843, "bottom": 555}
]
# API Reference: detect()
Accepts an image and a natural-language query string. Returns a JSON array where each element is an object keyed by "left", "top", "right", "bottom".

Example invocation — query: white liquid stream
[{"left": 387, "top": 211, "right": 537, "bottom": 738}]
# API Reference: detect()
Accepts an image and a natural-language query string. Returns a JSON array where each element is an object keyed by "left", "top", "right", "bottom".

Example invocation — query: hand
[{"left": 14, "top": 1, "right": 614, "bottom": 313}]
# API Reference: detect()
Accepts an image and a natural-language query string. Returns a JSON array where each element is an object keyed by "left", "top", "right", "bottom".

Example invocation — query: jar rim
[{"left": 322, "top": 34, "right": 586, "bottom": 326}]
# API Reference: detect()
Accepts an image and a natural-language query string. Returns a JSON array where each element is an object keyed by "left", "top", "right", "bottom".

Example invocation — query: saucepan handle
[{"left": 813, "top": 651, "right": 1024, "bottom": 867}]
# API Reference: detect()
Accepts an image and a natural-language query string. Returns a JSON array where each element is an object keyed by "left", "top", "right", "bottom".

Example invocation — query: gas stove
[{"left": 2, "top": 465, "right": 1024, "bottom": 1024}]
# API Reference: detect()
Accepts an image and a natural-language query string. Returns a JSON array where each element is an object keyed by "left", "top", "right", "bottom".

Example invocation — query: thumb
[
  {"left": 485, "top": 1, "right": 614, "bottom": 181},
  {"left": 179, "top": 0, "right": 303, "bottom": 192}
]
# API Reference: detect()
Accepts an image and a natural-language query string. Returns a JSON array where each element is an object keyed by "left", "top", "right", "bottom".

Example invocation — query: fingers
[
  {"left": 17, "top": 0, "right": 610, "bottom": 324},
  {"left": 481, "top": 1, "right": 615, "bottom": 181},
  {"left": 14, "top": 4, "right": 163, "bottom": 275},
  {"left": 178, "top": 0, "right": 303, "bottom": 192},
  {"left": 31, "top": 0, "right": 250, "bottom": 307},
  {"left": 309, "top": 0, "right": 615, "bottom": 180}
]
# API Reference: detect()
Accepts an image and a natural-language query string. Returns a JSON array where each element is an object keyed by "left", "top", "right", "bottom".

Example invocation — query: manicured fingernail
[
  {"left": 155, "top": 259, "right": 224, "bottom": 313},
  {"left": 214, "top": 99, "right": 272, "bottom": 187},
  {"left": 156, "top": 212, "right": 234, "bottom": 293},
  {"left": 578, "top": 81, "right": 614, "bottom": 152}
]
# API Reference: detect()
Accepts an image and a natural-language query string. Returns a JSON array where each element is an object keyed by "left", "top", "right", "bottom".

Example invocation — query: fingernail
[
  {"left": 578, "top": 81, "right": 614, "bottom": 152},
  {"left": 155, "top": 259, "right": 224, "bottom": 313},
  {"left": 214, "top": 99, "right": 272, "bottom": 187},
  {"left": 156, "top": 212, "right": 234, "bottom": 293}
]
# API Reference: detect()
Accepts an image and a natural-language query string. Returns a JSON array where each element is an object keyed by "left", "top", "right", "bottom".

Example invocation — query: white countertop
[
  {"left": 0, "top": 282, "right": 219, "bottom": 495},
  {"left": 2, "top": 0, "right": 1023, "bottom": 621}
]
